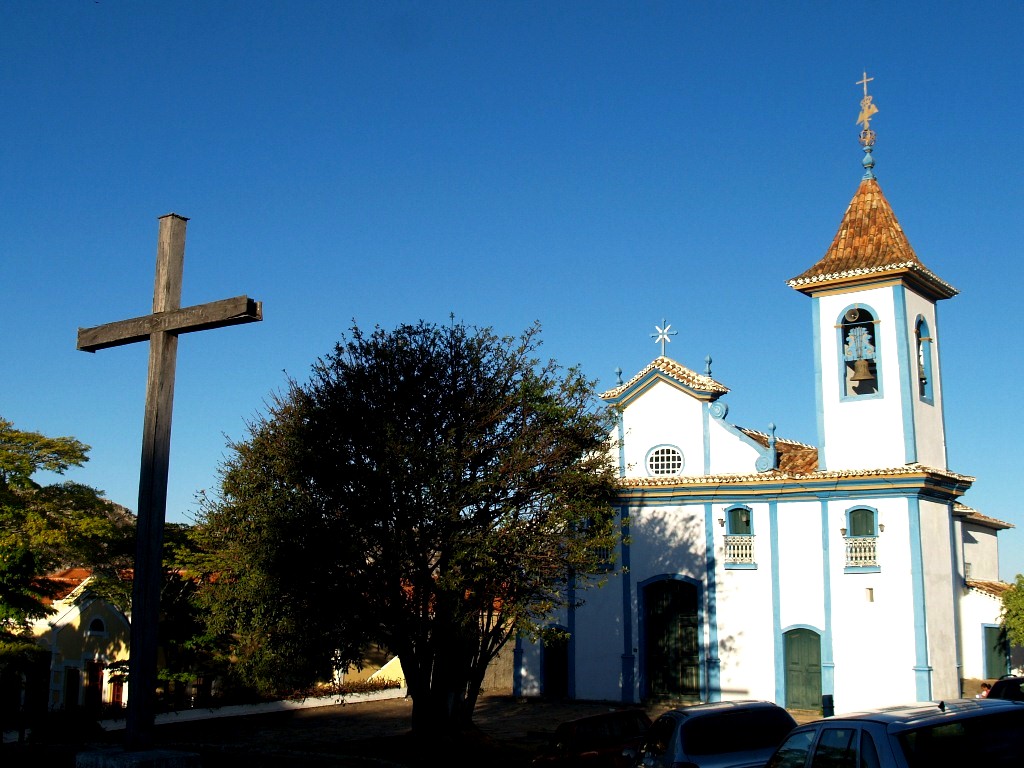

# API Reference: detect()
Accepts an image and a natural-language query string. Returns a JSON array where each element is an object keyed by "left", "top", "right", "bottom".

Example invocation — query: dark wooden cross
[{"left": 77, "top": 213, "right": 262, "bottom": 749}]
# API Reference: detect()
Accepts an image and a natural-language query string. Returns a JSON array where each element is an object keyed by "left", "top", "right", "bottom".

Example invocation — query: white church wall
[
  {"left": 706, "top": 415, "right": 762, "bottom": 475},
  {"left": 959, "top": 589, "right": 1003, "bottom": 681},
  {"left": 572, "top": 570, "right": 631, "bottom": 701},
  {"left": 827, "top": 496, "right": 920, "bottom": 711},
  {"left": 714, "top": 509, "right": 778, "bottom": 702},
  {"left": 617, "top": 381, "right": 706, "bottom": 478},
  {"left": 962, "top": 522, "right": 1001, "bottom": 582},
  {"left": 775, "top": 500, "right": 827, "bottom": 633}
]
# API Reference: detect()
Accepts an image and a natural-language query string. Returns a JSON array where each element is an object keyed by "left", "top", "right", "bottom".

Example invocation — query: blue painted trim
[
  {"left": 893, "top": 286, "right": 918, "bottom": 463},
  {"left": 704, "top": 502, "right": 720, "bottom": 702},
  {"left": 820, "top": 500, "right": 835, "bottom": 699},
  {"left": 726, "top": 504, "right": 756, "bottom": 535},
  {"left": 703, "top": 402, "right": 711, "bottom": 474},
  {"left": 616, "top": 410, "right": 626, "bottom": 477},
  {"left": 843, "top": 565, "right": 882, "bottom": 574},
  {"left": 908, "top": 496, "right": 932, "bottom": 700},
  {"left": 770, "top": 501, "right": 784, "bottom": 702},
  {"left": 512, "top": 633, "right": 524, "bottom": 697},
  {"left": 725, "top": 562, "right": 758, "bottom": 570},
  {"left": 620, "top": 504, "right": 635, "bottom": 703},
  {"left": 845, "top": 505, "right": 880, "bottom": 535},
  {"left": 637, "top": 574, "right": 705, "bottom": 702},
  {"left": 811, "top": 298, "right": 826, "bottom": 471},
  {"left": 567, "top": 579, "right": 577, "bottom": 699}
]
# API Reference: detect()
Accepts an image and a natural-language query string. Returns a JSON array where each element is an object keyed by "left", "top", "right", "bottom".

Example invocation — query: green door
[
  {"left": 784, "top": 628, "right": 821, "bottom": 710},
  {"left": 984, "top": 625, "right": 1008, "bottom": 679},
  {"left": 644, "top": 579, "right": 700, "bottom": 700}
]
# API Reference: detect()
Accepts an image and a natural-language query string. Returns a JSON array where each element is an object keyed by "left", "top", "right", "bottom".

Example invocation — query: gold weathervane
[{"left": 856, "top": 70, "right": 879, "bottom": 146}]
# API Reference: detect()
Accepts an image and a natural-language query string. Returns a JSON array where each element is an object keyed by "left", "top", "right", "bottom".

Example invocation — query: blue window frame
[
  {"left": 838, "top": 305, "right": 881, "bottom": 399},
  {"left": 916, "top": 317, "right": 934, "bottom": 402},
  {"left": 843, "top": 506, "right": 880, "bottom": 572},
  {"left": 724, "top": 505, "right": 756, "bottom": 569}
]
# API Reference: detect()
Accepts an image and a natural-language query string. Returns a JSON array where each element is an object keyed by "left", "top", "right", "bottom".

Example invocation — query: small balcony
[{"left": 724, "top": 534, "right": 756, "bottom": 569}]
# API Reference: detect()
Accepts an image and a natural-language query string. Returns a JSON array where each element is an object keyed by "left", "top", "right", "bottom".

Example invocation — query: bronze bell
[{"left": 851, "top": 358, "right": 875, "bottom": 381}]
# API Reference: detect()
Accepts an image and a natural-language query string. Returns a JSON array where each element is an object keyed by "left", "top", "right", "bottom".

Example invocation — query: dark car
[
  {"left": 531, "top": 708, "right": 653, "bottom": 768},
  {"left": 986, "top": 675, "right": 1024, "bottom": 701},
  {"left": 627, "top": 700, "right": 797, "bottom": 768},
  {"left": 764, "top": 698, "right": 1024, "bottom": 767}
]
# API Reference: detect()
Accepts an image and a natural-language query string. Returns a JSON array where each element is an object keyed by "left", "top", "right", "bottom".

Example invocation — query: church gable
[{"left": 607, "top": 356, "right": 802, "bottom": 478}]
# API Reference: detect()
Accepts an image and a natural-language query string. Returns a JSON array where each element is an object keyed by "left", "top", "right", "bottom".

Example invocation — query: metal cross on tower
[{"left": 77, "top": 213, "right": 262, "bottom": 749}]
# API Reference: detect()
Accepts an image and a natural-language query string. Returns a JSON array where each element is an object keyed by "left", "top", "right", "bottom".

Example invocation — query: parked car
[
  {"left": 626, "top": 700, "right": 797, "bottom": 768},
  {"left": 764, "top": 698, "right": 1024, "bottom": 767},
  {"left": 531, "top": 707, "right": 653, "bottom": 767},
  {"left": 986, "top": 675, "right": 1024, "bottom": 701}
]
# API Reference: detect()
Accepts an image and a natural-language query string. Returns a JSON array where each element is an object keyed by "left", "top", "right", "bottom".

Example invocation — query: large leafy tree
[
  {"left": 0, "top": 417, "right": 134, "bottom": 637},
  {"left": 193, "top": 320, "right": 620, "bottom": 736},
  {"left": 1001, "top": 574, "right": 1024, "bottom": 649}
]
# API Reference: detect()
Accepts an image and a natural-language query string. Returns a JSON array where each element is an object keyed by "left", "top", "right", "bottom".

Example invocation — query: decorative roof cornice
[
  {"left": 601, "top": 356, "right": 729, "bottom": 404},
  {"left": 616, "top": 463, "right": 974, "bottom": 503},
  {"left": 954, "top": 502, "right": 1015, "bottom": 530},
  {"left": 788, "top": 178, "right": 958, "bottom": 300}
]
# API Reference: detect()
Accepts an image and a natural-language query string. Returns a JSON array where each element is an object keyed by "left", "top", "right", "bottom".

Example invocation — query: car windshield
[
  {"left": 682, "top": 708, "right": 796, "bottom": 756},
  {"left": 897, "top": 709, "right": 1024, "bottom": 766}
]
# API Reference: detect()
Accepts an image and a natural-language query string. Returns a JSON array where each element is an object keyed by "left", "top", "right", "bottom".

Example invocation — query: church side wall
[
  {"left": 920, "top": 498, "right": 961, "bottom": 699},
  {"left": 903, "top": 289, "right": 947, "bottom": 470}
]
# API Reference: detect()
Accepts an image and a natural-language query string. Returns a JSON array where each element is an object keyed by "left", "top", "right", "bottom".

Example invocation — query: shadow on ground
[{"left": 3, "top": 693, "right": 822, "bottom": 767}]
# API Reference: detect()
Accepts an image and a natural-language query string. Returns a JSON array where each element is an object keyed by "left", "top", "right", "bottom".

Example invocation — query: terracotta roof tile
[
  {"left": 968, "top": 579, "right": 1013, "bottom": 598},
  {"left": 954, "top": 503, "right": 1015, "bottom": 530},
  {"left": 788, "top": 178, "right": 958, "bottom": 299},
  {"left": 601, "top": 356, "right": 729, "bottom": 400},
  {"left": 619, "top": 462, "right": 974, "bottom": 488},
  {"left": 737, "top": 427, "right": 819, "bottom": 473}
]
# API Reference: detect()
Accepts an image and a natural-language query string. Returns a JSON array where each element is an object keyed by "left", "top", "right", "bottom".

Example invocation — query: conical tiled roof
[{"left": 788, "top": 178, "right": 958, "bottom": 299}]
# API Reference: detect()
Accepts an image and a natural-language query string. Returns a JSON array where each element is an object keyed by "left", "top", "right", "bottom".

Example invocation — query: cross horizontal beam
[{"left": 77, "top": 295, "right": 262, "bottom": 352}]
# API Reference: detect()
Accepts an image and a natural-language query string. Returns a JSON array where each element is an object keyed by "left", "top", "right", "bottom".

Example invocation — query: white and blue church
[{"left": 513, "top": 91, "right": 1015, "bottom": 714}]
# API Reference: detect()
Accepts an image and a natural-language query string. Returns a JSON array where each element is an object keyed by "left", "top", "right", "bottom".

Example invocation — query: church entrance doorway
[
  {"left": 541, "top": 629, "right": 569, "bottom": 699},
  {"left": 643, "top": 578, "right": 700, "bottom": 701},
  {"left": 784, "top": 628, "right": 822, "bottom": 710}
]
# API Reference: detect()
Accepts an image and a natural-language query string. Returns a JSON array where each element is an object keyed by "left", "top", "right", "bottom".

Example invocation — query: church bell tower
[{"left": 787, "top": 73, "right": 959, "bottom": 472}]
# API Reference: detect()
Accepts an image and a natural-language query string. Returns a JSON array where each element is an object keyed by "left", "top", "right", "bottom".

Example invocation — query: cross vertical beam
[{"left": 77, "top": 213, "right": 262, "bottom": 749}]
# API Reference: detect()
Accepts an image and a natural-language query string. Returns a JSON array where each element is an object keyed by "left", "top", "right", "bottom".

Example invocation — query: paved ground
[{"left": 4, "top": 693, "right": 822, "bottom": 767}]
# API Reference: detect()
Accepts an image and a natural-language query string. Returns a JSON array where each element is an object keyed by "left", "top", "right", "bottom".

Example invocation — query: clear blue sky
[{"left": 4, "top": 2, "right": 1022, "bottom": 579}]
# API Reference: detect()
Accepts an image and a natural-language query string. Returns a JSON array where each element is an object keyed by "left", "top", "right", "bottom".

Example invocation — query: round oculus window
[{"left": 648, "top": 446, "right": 683, "bottom": 475}]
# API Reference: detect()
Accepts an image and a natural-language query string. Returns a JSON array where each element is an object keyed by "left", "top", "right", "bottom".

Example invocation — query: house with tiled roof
[
  {"left": 514, "top": 81, "right": 1017, "bottom": 713},
  {"left": 29, "top": 568, "right": 131, "bottom": 712}
]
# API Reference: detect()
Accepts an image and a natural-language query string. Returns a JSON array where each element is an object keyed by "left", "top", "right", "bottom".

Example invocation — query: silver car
[
  {"left": 628, "top": 699, "right": 797, "bottom": 768},
  {"left": 765, "top": 698, "right": 1024, "bottom": 767}
]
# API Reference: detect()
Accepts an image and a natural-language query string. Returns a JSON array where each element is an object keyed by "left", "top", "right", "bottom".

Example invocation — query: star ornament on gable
[{"left": 652, "top": 319, "right": 677, "bottom": 356}]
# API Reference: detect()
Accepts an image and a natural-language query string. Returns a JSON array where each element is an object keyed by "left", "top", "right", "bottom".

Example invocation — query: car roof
[
  {"left": 559, "top": 708, "right": 651, "bottom": 726},
  {"left": 660, "top": 700, "right": 785, "bottom": 719},
  {"left": 801, "top": 698, "right": 1024, "bottom": 729}
]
